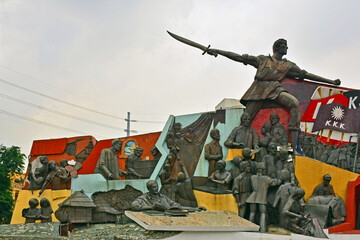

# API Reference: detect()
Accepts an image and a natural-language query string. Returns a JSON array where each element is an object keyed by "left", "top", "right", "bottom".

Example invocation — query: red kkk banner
[
  {"left": 312, "top": 103, "right": 360, "bottom": 133},
  {"left": 301, "top": 94, "right": 349, "bottom": 122}
]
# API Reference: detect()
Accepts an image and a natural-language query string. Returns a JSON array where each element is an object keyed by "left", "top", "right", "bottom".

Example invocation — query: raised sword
[{"left": 167, "top": 31, "right": 217, "bottom": 57}]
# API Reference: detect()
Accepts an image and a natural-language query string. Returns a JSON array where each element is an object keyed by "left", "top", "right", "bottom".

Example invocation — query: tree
[{"left": 0, "top": 145, "right": 25, "bottom": 224}]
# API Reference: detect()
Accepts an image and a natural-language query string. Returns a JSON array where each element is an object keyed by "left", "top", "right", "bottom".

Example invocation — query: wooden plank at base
[{"left": 125, "top": 210, "right": 260, "bottom": 232}]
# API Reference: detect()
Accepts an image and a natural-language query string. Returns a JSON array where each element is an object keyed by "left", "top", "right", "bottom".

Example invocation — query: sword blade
[{"left": 167, "top": 31, "right": 208, "bottom": 52}]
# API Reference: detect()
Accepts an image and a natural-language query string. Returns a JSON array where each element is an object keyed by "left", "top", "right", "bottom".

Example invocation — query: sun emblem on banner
[{"left": 331, "top": 106, "right": 345, "bottom": 120}]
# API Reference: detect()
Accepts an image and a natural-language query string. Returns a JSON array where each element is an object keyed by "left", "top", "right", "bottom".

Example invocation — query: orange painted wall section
[
  {"left": 24, "top": 135, "right": 97, "bottom": 190},
  {"left": 31, "top": 138, "right": 67, "bottom": 155},
  {"left": 77, "top": 132, "right": 161, "bottom": 176},
  {"left": 295, "top": 156, "right": 359, "bottom": 202}
]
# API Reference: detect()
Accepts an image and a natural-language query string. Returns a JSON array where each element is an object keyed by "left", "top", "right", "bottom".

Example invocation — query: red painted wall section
[
  {"left": 31, "top": 138, "right": 67, "bottom": 155},
  {"left": 77, "top": 139, "right": 112, "bottom": 175},
  {"left": 77, "top": 132, "right": 161, "bottom": 177},
  {"left": 25, "top": 135, "right": 97, "bottom": 190},
  {"left": 328, "top": 175, "right": 360, "bottom": 233}
]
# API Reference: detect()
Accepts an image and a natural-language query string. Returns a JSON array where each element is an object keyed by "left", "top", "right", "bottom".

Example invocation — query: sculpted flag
[
  {"left": 343, "top": 90, "right": 360, "bottom": 110},
  {"left": 301, "top": 94, "right": 349, "bottom": 122},
  {"left": 312, "top": 103, "right": 360, "bottom": 133}
]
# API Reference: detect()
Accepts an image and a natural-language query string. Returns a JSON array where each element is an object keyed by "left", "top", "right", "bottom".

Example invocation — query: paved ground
[{"left": 166, "top": 230, "right": 360, "bottom": 240}]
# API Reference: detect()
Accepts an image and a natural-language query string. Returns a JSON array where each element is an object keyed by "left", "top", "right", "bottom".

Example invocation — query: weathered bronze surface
[
  {"left": 27, "top": 156, "right": 49, "bottom": 191},
  {"left": 232, "top": 161, "right": 252, "bottom": 217},
  {"left": 126, "top": 147, "right": 145, "bottom": 179},
  {"left": 22, "top": 197, "right": 53, "bottom": 223},
  {"left": 22, "top": 198, "right": 40, "bottom": 223},
  {"left": 151, "top": 146, "right": 161, "bottom": 161},
  {"left": 246, "top": 162, "right": 280, "bottom": 232},
  {"left": 269, "top": 113, "right": 289, "bottom": 147},
  {"left": 94, "top": 139, "right": 127, "bottom": 180},
  {"left": 38, "top": 198, "right": 53, "bottom": 222},
  {"left": 169, "top": 33, "right": 340, "bottom": 155},
  {"left": 282, "top": 188, "right": 327, "bottom": 238},
  {"left": 175, "top": 162, "right": 198, "bottom": 207},
  {"left": 208, "top": 160, "right": 232, "bottom": 190},
  {"left": 308, "top": 174, "right": 346, "bottom": 226},
  {"left": 204, "top": 129, "right": 223, "bottom": 176},
  {"left": 224, "top": 113, "right": 259, "bottom": 149},
  {"left": 273, "top": 170, "right": 297, "bottom": 227},
  {"left": 131, "top": 180, "right": 205, "bottom": 212},
  {"left": 39, "top": 160, "right": 69, "bottom": 196},
  {"left": 165, "top": 113, "right": 213, "bottom": 179},
  {"left": 55, "top": 190, "right": 96, "bottom": 223}
]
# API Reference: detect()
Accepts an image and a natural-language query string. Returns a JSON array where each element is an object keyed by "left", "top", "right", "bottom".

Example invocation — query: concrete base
[{"left": 125, "top": 210, "right": 259, "bottom": 232}]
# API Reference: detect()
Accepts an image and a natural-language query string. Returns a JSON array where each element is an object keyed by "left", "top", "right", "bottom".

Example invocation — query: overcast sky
[{"left": 1, "top": 0, "right": 359, "bottom": 157}]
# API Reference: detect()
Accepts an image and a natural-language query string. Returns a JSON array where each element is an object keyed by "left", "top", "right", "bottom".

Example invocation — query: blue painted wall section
[
  {"left": 194, "top": 108, "right": 244, "bottom": 176},
  {"left": 71, "top": 109, "right": 245, "bottom": 197}
]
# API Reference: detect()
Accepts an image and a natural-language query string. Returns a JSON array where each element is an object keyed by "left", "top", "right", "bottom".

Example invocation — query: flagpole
[{"left": 352, "top": 123, "right": 360, "bottom": 172}]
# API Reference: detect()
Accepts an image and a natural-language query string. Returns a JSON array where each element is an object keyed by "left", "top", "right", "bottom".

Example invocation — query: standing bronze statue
[
  {"left": 168, "top": 31, "right": 341, "bottom": 154},
  {"left": 246, "top": 162, "right": 280, "bottom": 232},
  {"left": 204, "top": 128, "right": 223, "bottom": 176},
  {"left": 125, "top": 146, "right": 145, "bottom": 179},
  {"left": 94, "top": 139, "right": 127, "bottom": 180}
]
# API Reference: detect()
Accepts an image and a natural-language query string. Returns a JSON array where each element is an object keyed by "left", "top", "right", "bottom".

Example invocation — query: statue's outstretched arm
[
  {"left": 207, "top": 49, "right": 259, "bottom": 67},
  {"left": 287, "top": 66, "right": 341, "bottom": 85},
  {"left": 304, "top": 72, "right": 341, "bottom": 85}
]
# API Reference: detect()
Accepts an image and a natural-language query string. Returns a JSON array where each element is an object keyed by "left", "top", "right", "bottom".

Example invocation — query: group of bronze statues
[
  {"left": 94, "top": 139, "right": 160, "bottom": 181},
  {"left": 300, "top": 133, "right": 360, "bottom": 173},
  {"left": 27, "top": 156, "right": 75, "bottom": 196},
  {"left": 22, "top": 198, "right": 53, "bottom": 223}
]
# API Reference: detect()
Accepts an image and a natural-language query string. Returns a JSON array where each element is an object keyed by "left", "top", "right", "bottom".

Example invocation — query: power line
[
  {"left": 0, "top": 64, "right": 120, "bottom": 110},
  {"left": 0, "top": 109, "right": 106, "bottom": 137},
  {"left": 0, "top": 65, "right": 169, "bottom": 121},
  {"left": 0, "top": 92, "right": 130, "bottom": 132},
  {"left": 0, "top": 77, "right": 127, "bottom": 120},
  {"left": 0, "top": 77, "right": 165, "bottom": 124}
]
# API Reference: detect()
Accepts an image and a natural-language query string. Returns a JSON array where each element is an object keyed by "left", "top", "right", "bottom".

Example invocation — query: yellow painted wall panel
[
  {"left": 11, "top": 189, "right": 71, "bottom": 224},
  {"left": 193, "top": 190, "right": 238, "bottom": 214},
  {"left": 295, "top": 156, "right": 359, "bottom": 203}
]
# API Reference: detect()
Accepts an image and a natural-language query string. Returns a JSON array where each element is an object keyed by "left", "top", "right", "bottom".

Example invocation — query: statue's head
[
  {"left": 232, "top": 156, "right": 242, "bottom": 166},
  {"left": 151, "top": 147, "right": 159, "bottom": 156},
  {"left": 256, "top": 162, "right": 266, "bottom": 174},
  {"left": 261, "top": 122, "right": 272, "bottom": 135},
  {"left": 268, "top": 143, "right": 277, "bottom": 155},
  {"left": 173, "top": 123, "right": 182, "bottom": 134},
  {"left": 48, "top": 160, "right": 58, "bottom": 171},
  {"left": 216, "top": 160, "right": 226, "bottom": 170},
  {"left": 270, "top": 113, "right": 280, "bottom": 125},
  {"left": 242, "top": 148, "right": 252, "bottom": 160},
  {"left": 293, "top": 188, "right": 305, "bottom": 200},
  {"left": 39, "top": 156, "right": 48, "bottom": 165},
  {"left": 134, "top": 147, "right": 143, "bottom": 157},
  {"left": 323, "top": 174, "right": 331, "bottom": 186},
  {"left": 210, "top": 129, "right": 220, "bottom": 140},
  {"left": 164, "top": 163, "right": 171, "bottom": 171},
  {"left": 279, "top": 148, "right": 289, "bottom": 161},
  {"left": 279, "top": 169, "right": 290, "bottom": 182},
  {"left": 273, "top": 38, "right": 288, "bottom": 55},
  {"left": 178, "top": 172, "right": 185, "bottom": 182},
  {"left": 111, "top": 139, "right": 122, "bottom": 151},
  {"left": 29, "top": 198, "right": 39, "bottom": 208},
  {"left": 59, "top": 159, "right": 68, "bottom": 168},
  {"left": 240, "top": 161, "right": 251, "bottom": 173},
  {"left": 240, "top": 113, "right": 251, "bottom": 127},
  {"left": 146, "top": 180, "right": 159, "bottom": 193},
  {"left": 40, "top": 198, "right": 50, "bottom": 208}
]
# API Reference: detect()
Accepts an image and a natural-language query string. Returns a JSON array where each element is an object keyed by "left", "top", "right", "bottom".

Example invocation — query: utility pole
[{"left": 126, "top": 112, "right": 130, "bottom": 136}]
